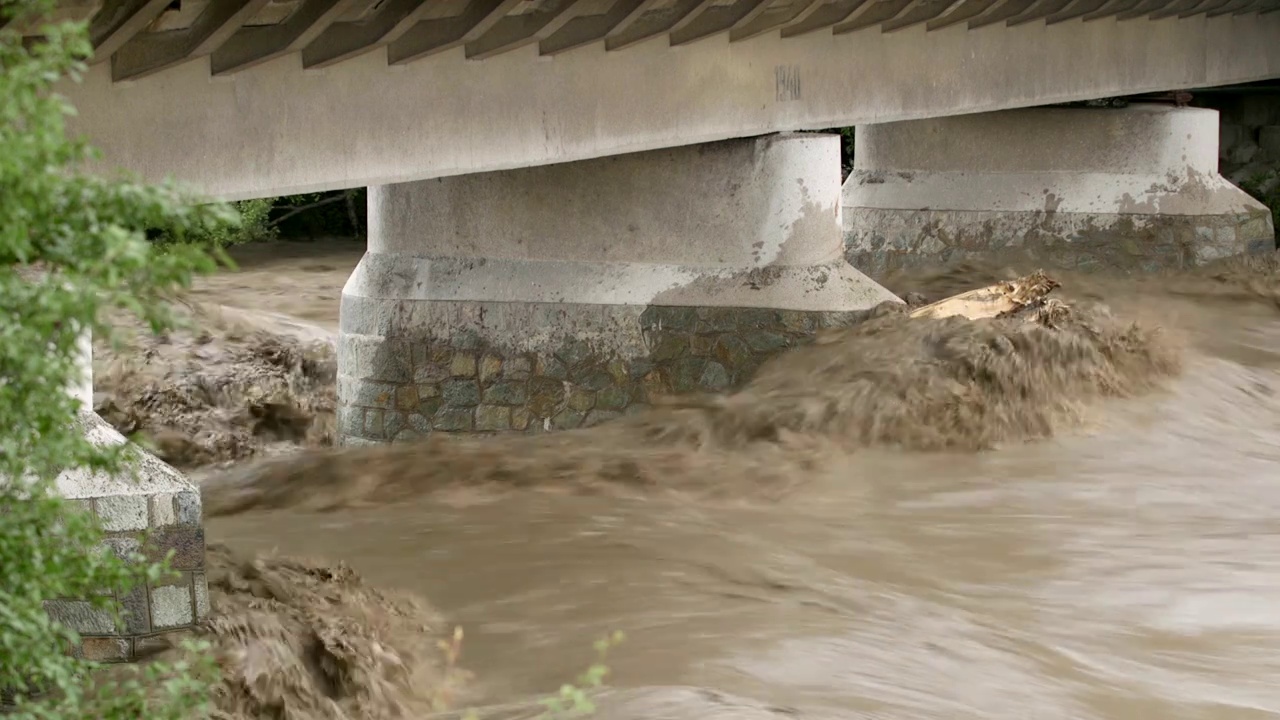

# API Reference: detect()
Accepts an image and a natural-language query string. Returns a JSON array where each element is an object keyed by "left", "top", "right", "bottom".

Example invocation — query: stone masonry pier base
[
  {"left": 843, "top": 104, "right": 1276, "bottom": 277},
  {"left": 339, "top": 133, "right": 900, "bottom": 444},
  {"left": 46, "top": 333, "right": 208, "bottom": 664}
]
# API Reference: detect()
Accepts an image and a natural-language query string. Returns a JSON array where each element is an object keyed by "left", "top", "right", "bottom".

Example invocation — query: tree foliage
[
  {"left": 151, "top": 197, "right": 276, "bottom": 248},
  {"left": 267, "top": 189, "right": 366, "bottom": 240},
  {"left": 0, "top": 0, "right": 229, "bottom": 715}
]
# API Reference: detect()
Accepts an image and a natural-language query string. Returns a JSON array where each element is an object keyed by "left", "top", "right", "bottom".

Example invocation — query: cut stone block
[{"left": 47, "top": 411, "right": 207, "bottom": 662}]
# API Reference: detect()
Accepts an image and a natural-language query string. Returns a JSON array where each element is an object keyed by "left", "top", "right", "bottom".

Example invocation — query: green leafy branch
[{"left": 537, "top": 631, "right": 626, "bottom": 720}]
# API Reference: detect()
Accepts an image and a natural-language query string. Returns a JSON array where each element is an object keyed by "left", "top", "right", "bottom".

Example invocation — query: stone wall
[
  {"left": 46, "top": 418, "right": 208, "bottom": 663},
  {"left": 338, "top": 304, "right": 861, "bottom": 444},
  {"left": 846, "top": 208, "right": 1272, "bottom": 277}
]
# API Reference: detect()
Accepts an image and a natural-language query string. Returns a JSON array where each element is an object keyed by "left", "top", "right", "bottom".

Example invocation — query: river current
[{"left": 200, "top": 246, "right": 1280, "bottom": 720}]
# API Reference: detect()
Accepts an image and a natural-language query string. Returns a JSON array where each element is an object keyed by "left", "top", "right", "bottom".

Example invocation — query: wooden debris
[{"left": 908, "top": 271, "right": 1061, "bottom": 321}]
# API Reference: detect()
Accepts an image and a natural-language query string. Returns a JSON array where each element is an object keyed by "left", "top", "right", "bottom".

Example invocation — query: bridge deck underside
[{"left": 21, "top": 0, "right": 1280, "bottom": 82}]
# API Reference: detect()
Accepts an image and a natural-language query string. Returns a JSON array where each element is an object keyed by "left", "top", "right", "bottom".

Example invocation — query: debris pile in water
[
  {"left": 142, "top": 544, "right": 463, "bottom": 720},
  {"left": 199, "top": 272, "right": 1184, "bottom": 516},
  {"left": 94, "top": 306, "right": 337, "bottom": 469}
]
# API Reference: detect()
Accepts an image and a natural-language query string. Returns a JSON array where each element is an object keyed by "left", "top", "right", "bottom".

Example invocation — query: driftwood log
[{"left": 908, "top": 271, "right": 1061, "bottom": 322}]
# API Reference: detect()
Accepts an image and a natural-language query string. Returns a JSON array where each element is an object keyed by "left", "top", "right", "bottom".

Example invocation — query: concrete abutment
[
  {"left": 843, "top": 104, "right": 1276, "bottom": 276},
  {"left": 338, "top": 134, "right": 900, "bottom": 444}
]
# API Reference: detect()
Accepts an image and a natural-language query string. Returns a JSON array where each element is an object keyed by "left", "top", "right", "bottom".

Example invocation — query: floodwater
[{"left": 203, "top": 241, "right": 1280, "bottom": 720}]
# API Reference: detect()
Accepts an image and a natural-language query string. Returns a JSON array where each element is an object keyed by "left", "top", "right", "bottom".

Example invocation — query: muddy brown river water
[{"left": 198, "top": 241, "right": 1280, "bottom": 720}]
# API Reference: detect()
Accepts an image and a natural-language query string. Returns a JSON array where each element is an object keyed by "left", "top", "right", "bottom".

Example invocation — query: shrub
[
  {"left": 1, "top": 0, "right": 226, "bottom": 716},
  {"left": 150, "top": 197, "right": 276, "bottom": 248}
]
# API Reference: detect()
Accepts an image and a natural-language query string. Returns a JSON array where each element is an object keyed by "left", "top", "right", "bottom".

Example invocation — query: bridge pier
[
  {"left": 338, "top": 133, "right": 899, "bottom": 444},
  {"left": 843, "top": 104, "right": 1276, "bottom": 277},
  {"left": 46, "top": 333, "right": 208, "bottom": 663}
]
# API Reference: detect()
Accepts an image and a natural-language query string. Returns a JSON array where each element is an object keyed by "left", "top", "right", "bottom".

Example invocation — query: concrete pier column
[
  {"left": 843, "top": 104, "right": 1276, "bottom": 277},
  {"left": 44, "top": 331, "right": 209, "bottom": 663},
  {"left": 339, "top": 133, "right": 899, "bottom": 444}
]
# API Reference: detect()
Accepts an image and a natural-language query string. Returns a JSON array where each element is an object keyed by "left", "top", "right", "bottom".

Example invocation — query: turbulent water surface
[{"left": 199, "top": 243, "right": 1280, "bottom": 720}]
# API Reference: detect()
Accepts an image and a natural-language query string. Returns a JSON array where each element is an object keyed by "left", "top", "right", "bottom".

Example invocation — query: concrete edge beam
[{"left": 61, "top": 12, "right": 1280, "bottom": 200}]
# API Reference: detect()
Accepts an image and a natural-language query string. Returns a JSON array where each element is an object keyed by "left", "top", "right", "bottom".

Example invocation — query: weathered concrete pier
[
  {"left": 843, "top": 104, "right": 1274, "bottom": 275},
  {"left": 340, "top": 133, "right": 896, "bottom": 442}
]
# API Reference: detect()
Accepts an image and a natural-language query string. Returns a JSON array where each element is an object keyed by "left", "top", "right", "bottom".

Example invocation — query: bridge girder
[{"left": 26, "top": 0, "right": 1280, "bottom": 83}]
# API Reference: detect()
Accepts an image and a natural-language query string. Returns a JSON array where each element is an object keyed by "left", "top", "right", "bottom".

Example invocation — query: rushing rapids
[{"left": 101, "top": 242, "right": 1280, "bottom": 720}]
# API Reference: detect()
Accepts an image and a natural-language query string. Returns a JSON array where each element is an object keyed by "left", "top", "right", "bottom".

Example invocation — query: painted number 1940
[{"left": 775, "top": 65, "right": 801, "bottom": 102}]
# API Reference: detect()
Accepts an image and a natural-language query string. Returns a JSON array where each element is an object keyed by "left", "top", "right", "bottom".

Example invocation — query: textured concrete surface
[
  {"left": 357, "top": 134, "right": 894, "bottom": 315},
  {"left": 374, "top": 134, "right": 843, "bottom": 269},
  {"left": 339, "top": 134, "right": 898, "bottom": 443},
  {"left": 354, "top": 133, "right": 896, "bottom": 315},
  {"left": 843, "top": 104, "right": 1276, "bottom": 275},
  {"left": 57, "top": 11, "right": 1280, "bottom": 200}
]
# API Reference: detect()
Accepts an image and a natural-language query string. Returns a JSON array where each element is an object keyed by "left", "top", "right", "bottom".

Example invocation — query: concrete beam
[
  {"left": 1079, "top": 0, "right": 1128, "bottom": 19},
  {"left": 300, "top": 0, "right": 430, "bottom": 68},
  {"left": 1149, "top": 0, "right": 1207, "bottom": 18},
  {"left": 386, "top": 0, "right": 521, "bottom": 64},
  {"left": 464, "top": 0, "right": 581, "bottom": 61},
  {"left": 969, "top": 0, "right": 1037, "bottom": 28},
  {"left": 669, "top": 0, "right": 770, "bottom": 46},
  {"left": 780, "top": 0, "right": 868, "bottom": 37},
  {"left": 537, "top": 0, "right": 642, "bottom": 54},
  {"left": 539, "top": 0, "right": 649, "bottom": 55},
  {"left": 1234, "top": 0, "right": 1278, "bottom": 14},
  {"left": 1207, "top": 0, "right": 1262, "bottom": 16},
  {"left": 1114, "top": 0, "right": 1171, "bottom": 19},
  {"left": 727, "top": 0, "right": 823, "bottom": 42},
  {"left": 1087, "top": 0, "right": 1142, "bottom": 18},
  {"left": 1006, "top": 0, "right": 1076, "bottom": 25},
  {"left": 110, "top": 0, "right": 270, "bottom": 81},
  {"left": 1044, "top": 0, "right": 1110, "bottom": 23},
  {"left": 210, "top": 0, "right": 359, "bottom": 76},
  {"left": 605, "top": 0, "right": 701, "bottom": 50},
  {"left": 833, "top": 0, "right": 915, "bottom": 33},
  {"left": 882, "top": 0, "right": 961, "bottom": 32},
  {"left": 61, "top": 12, "right": 1280, "bottom": 200},
  {"left": 1181, "top": 0, "right": 1234, "bottom": 17},
  {"left": 925, "top": 0, "right": 999, "bottom": 30},
  {"left": 87, "top": 0, "right": 170, "bottom": 63},
  {"left": 50, "top": 0, "right": 1280, "bottom": 73}
]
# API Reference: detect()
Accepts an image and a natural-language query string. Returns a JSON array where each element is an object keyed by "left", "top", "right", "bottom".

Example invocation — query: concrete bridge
[
  {"left": 31, "top": 0, "right": 1280, "bottom": 662},
  {"left": 49, "top": 0, "right": 1280, "bottom": 198},
  {"left": 46, "top": 0, "right": 1280, "bottom": 453}
]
